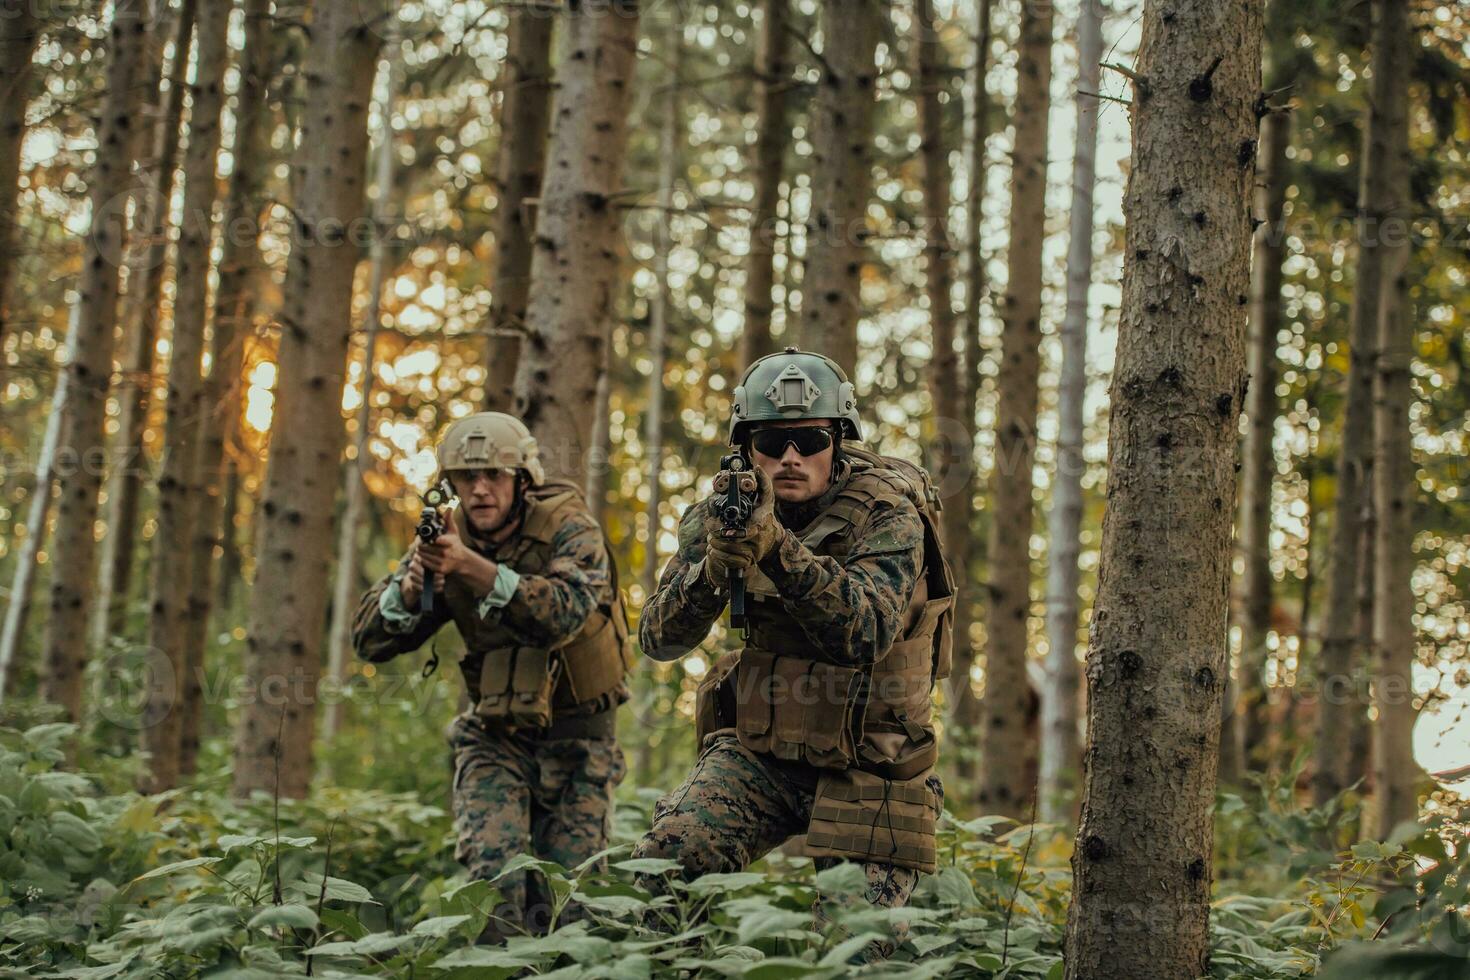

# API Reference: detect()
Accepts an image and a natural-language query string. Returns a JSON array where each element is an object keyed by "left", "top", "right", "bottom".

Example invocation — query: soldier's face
[
  {"left": 449, "top": 468, "right": 519, "bottom": 535},
  {"left": 749, "top": 420, "right": 834, "bottom": 503}
]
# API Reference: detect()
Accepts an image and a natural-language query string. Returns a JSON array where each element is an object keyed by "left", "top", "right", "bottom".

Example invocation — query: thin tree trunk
[
  {"left": 1230, "top": 7, "right": 1296, "bottom": 778},
  {"left": 1369, "top": 0, "right": 1417, "bottom": 837},
  {"left": 0, "top": 3, "right": 41, "bottom": 356},
  {"left": 215, "top": 462, "right": 242, "bottom": 612},
  {"left": 232, "top": 0, "right": 386, "bottom": 800},
  {"left": 585, "top": 319, "right": 615, "bottom": 523},
  {"left": 513, "top": 1, "right": 641, "bottom": 485},
  {"left": 1040, "top": 0, "right": 1103, "bottom": 825},
  {"left": 1227, "top": 105, "right": 1291, "bottom": 781},
  {"left": 41, "top": 0, "right": 152, "bottom": 724},
  {"left": 93, "top": 0, "right": 196, "bottom": 652},
  {"left": 178, "top": 0, "right": 276, "bottom": 778},
  {"left": 948, "top": 0, "right": 992, "bottom": 790},
  {"left": 797, "top": 0, "right": 879, "bottom": 376},
  {"left": 738, "top": 0, "right": 787, "bottom": 369},
  {"left": 980, "top": 0, "right": 1053, "bottom": 820},
  {"left": 0, "top": 301, "right": 81, "bottom": 702},
  {"left": 642, "top": 8, "right": 682, "bottom": 600},
  {"left": 141, "top": 0, "right": 231, "bottom": 793},
  {"left": 484, "top": 6, "right": 553, "bottom": 412},
  {"left": 1313, "top": 0, "right": 1398, "bottom": 808},
  {"left": 325, "top": 37, "right": 399, "bottom": 745},
  {"left": 1064, "top": 2, "right": 1262, "bottom": 974}
]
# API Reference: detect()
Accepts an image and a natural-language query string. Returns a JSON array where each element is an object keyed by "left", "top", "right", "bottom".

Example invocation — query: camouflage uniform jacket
[
  {"left": 352, "top": 498, "right": 628, "bottom": 717},
  {"left": 639, "top": 460, "right": 926, "bottom": 672}
]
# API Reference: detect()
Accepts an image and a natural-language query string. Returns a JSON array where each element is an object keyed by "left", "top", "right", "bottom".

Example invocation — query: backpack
[{"left": 842, "top": 445, "right": 956, "bottom": 681}]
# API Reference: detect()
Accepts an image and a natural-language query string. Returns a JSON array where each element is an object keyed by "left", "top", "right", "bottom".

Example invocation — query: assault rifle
[
  {"left": 415, "top": 482, "right": 451, "bottom": 614},
  {"left": 712, "top": 453, "right": 758, "bottom": 632}
]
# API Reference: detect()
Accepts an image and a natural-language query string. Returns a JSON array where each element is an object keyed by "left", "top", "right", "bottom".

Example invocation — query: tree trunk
[
  {"left": 41, "top": 0, "right": 152, "bottom": 724},
  {"left": 947, "top": 0, "right": 992, "bottom": 791},
  {"left": 325, "top": 37, "right": 399, "bottom": 745},
  {"left": 93, "top": 0, "right": 196, "bottom": 653},
  {"left": 1040, "top": 0, "right": 1103, "bottom": 826},
  {"left": 513, "top": 1, "right": 640, "bottom": 485},
  {"left": 738, "top": 0, "right": 787, "bottom": 369},
  {"left": 585, "top": 318, "right": 615, "bottom": 523},
  {"left": 0, "top": 302, "right": 80, "bottom": 702},
  {"left": 979, "top": 0, "right": 1053, "bottom": 820},
  {"left": 0, "top": 3, "right": 40, "bottom": 357},
  {"left": 1227, "top": 105, "right": 1291, "bottom": 781},
  {"left": 1063, "top": 0, "right": 1262, "bottom": 975},
  {"left": 483, "top": 6, "right": 553, "bottom": 412},
  {"left": 1312, "top": 0, "right": 1398, "bottom": 809},
  {"left": 232, "top": 0, "right": 385, "bottom": 800},
  {"left": 178, "top": 0, "right": 276, "bottom": 779},
  {"left": 1369, "top": 0, "right": 1417, "bottom": 837},
  {"left": 642, "top": 8, "right": 682, "bottom": 600},
  {"left": 139, "top": 0, "right": 231, "bottom": 793},
  {"left": 797, "top": 0, "right": 879, "bottom": 376}
]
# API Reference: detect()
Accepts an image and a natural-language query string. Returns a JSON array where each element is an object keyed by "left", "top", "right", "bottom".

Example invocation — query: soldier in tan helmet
[{"left": 352, "top": 412, "right": 635, "bottom": 939}]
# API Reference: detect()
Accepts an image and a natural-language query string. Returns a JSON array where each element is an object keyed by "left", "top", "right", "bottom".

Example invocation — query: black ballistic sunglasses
[{"left": 749, "top": 426, "right": 835, "bottom": 458}]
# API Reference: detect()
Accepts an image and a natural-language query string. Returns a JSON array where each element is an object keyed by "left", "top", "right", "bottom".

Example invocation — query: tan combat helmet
[
  {"left": 728, "top": 347, "right": 863, "bottom": 446},
  {"left": 436, "top": 412, "right": 545, "bottom": 485}
]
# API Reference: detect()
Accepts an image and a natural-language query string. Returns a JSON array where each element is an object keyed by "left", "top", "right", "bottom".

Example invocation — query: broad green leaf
[
  {"left": 813, "top": 863, "right": 867, "bottom": 897},
  {"left": 218, "top": 834, "right": 266, "bottom": 852},
  {"left": 248, "top": 903, "right": 320, "bottom": 930},
  {"left": 410, "top": 914, "right": 472, "bottom": 938},
  {"left": 682, "top": 871, "right": 768, "bottom": 896},
  {"left": 737, "top": 909, "right": 813, "bottom": 944},
  {"left": 296, "top": 873, "right": 377, "bottom": 905},
  {"left": 132, "top": 856, "right": 221, "bottom": 883},
  {"left": 613, "top": 857, "right": 684, "bottom": 876}
]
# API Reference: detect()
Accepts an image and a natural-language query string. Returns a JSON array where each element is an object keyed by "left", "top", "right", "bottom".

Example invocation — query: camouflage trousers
[
  {"left": 631, "top": 734, "right": 942, "bottom": 952},
  {"left": 448, "top": 713, "right": 626, "bottom": 937}
]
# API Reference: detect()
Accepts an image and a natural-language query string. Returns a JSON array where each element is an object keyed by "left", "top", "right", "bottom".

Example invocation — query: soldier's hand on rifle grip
[{"left": 399, "top": 548, "right": 427, "bottom": 608}]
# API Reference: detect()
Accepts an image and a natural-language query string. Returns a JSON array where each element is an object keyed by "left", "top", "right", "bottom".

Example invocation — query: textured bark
[
  {"left": 512, "top": 1, "right": 640, "bottom": 485},
  {"left": 94, "top": 0, "right": 196, "bottom": 652},
  {"left": 0, "top": 3, "right": 40, "bottom": 357},
  {"left": 41, "top": 0, "right": 152, "bottom": 723},
  {"left": 1313, "top": 0, "right": 1398, "bottom": 808},
  {"left": 1227, "top": 104, "right": 1291, "bottom": 782},
  {"left": 979, "top": 0, "right": 1053, "bottom": 819},
  {"left": 140, "top": 0, "right": 230, "bottom": 792},
  {"left": 737, "top": 0, "right": 787, "bottom": 369},
  {"left": 1369, "top": 0, "right": 1418, "bottom": 837},
  {"left": 233, "top": 0, "right": 385, "bottom": 799},
  {"left": 484, "top": 6, "right": 553, "bottom": 412},
  {"left": 325, "top": 38, "right": 398, "bottom": 744},
  {"left": 947, "top": 0, "right": 991, "bottom": 789},
  {"left": 1063, "top": 0, "right": 1262, "bottom": 974},
  {"left": 179, "top": 0, "right": 275, "bottom": 778},
  {"left": 642, "top": 8, "right": 682, "bottom": 599},
  {"left": 797, "top": 0, "right": 879, "bottom": 376},
  {"left": 1040, "top": 0, "right": 1103, "bottom": 825}
]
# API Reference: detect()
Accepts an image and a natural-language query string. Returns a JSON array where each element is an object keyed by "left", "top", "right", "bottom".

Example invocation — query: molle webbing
[{"left": 805, "top": 770, "right": 939, "bottom": 874}]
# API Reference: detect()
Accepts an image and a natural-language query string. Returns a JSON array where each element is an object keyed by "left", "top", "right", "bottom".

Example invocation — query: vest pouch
[
  {"left": 694, "top": 652, "right": 740, "bottom": 746},
  {"left": 733, "top": 650, "right": 865, "bottom": 770},
  {"left": 555, "top": 611, "right": 626, "bottom": 707},
  {"left": 476, "top": 647, "right": 558, "bottom": 729},
  {"left": 805, "top": 769, "right": 940, "bottom": 875}
]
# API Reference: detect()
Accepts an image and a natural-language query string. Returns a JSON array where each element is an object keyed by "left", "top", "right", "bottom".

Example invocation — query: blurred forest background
[{"left": 1, "top": 0, "right": 1469, "bottom": 976}]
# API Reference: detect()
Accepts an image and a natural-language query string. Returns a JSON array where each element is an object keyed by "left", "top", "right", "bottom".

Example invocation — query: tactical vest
[
  {"left": 442, "top": 480, "right": 634, "bottom": 728},
  {"left": 695, "top": 457, "right": 955, "bottom": 873}
]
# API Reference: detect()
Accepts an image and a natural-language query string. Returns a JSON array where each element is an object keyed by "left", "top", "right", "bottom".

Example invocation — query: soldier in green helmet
[
  {"left": 633, "top": 348, "right": 954, "bottom": 955},
  {"left": 351, "top": 412, "right": 635, "bottom": 939}
]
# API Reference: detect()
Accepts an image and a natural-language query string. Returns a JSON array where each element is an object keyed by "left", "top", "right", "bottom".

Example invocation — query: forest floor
[{"left": 1, "top": 721, "right": 1465, "bottom": 978}]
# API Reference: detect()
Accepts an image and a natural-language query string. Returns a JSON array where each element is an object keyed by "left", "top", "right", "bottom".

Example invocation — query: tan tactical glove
[{"left": 701, "top": 465, "right": 781, "bottom": 591}]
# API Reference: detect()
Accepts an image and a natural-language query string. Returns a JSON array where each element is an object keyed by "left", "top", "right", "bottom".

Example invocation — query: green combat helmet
[
  {"left": 728, "top": 347, "right": 863, "bottom": 445},
  {"left": 436, "top": 412, "right": 545, "bottom": 485}
]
